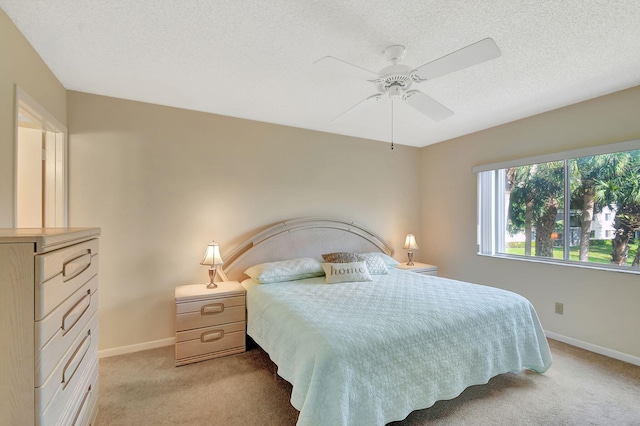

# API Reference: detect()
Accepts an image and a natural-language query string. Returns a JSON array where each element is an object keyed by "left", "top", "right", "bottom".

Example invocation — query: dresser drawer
[
  {"left": 39, "top": 354, "right": 98, "bottom": 426},
  {"left": 72, "top": 374, "right": 99, "bottom": 426},
  {"left": 176, "top": 296, "right": 245, "bottom": 331},
  {"left": 36, "top": 312, "right": 98, "bottom": 418},
  {"left": 175, "top": 321, "right": 245, "bottom": 363},
  {"left": 35, "top": 239, "right": 99, "bottom": 320},
  {"left": 35, "top": 276, "right": 99, "bottom": 387},
  {"left": 68, "top": 374, "right": 100, "bottom": 426}
]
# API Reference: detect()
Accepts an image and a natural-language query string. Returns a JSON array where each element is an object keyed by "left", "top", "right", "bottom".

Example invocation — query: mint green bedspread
[{"left": 245, "top": 269, "right": 552, "bottom": 426}]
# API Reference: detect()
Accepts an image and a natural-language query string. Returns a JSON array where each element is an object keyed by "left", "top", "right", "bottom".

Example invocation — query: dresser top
[{"left": 0, "top": 228, "right": 101, "bottom": 253}]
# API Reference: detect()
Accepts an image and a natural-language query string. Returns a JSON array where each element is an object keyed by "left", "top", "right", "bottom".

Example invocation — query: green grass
[{"left": 504, "top": 239, "right": 639, "bottom": 266}]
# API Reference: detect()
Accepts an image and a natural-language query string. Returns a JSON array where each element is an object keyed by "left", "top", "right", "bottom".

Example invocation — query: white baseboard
[
  {"left": 545, "top": 331, "right": 640, "bottom": 367},
  {"left": 99, "top": 337, "right": 175, "bottom": 359}
]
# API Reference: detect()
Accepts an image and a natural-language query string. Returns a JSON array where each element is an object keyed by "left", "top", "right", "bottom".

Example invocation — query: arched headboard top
[{"left": 222, "top": 217, "right": 394, "bottom": 282}]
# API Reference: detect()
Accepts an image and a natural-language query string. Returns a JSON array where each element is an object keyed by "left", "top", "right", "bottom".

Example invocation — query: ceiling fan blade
[
  {"left": 332, "top": 94, "right": 383, "bottom": 123},
  {"left": 404, "top": 90, "right": 453, "bottom": 121},
  {"left": 412, "top": 38, "right": 501, "bottom": 81},
  {"left": 314, "top": 56, "right": 380, "bottom": 80}
]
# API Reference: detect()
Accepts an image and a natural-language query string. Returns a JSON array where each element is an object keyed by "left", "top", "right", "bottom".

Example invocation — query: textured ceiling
[{"left": 3, "top": 1, "right": 640, "bottom": 147}]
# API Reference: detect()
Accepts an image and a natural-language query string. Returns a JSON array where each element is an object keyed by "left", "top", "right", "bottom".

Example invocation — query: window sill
[{"left": 477, "top": 252, "right": 640, "bottom": 275}]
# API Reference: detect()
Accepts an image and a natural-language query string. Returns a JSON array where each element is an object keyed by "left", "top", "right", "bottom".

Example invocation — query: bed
[{"left": 221, "top": 218, "right": 552, "bottom": 426}]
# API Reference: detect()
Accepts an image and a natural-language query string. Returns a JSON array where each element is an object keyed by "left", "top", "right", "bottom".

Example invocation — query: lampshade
[
  {"left": 201, "top": 241, "right": 224, "bottom": 266},
  {"left": 403, "top": 234, "right": 419, "bottom": 250}
]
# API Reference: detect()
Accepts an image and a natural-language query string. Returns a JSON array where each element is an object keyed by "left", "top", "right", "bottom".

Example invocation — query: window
[{"left": 476, "top": 140, "right": 640, "bottom": 272}]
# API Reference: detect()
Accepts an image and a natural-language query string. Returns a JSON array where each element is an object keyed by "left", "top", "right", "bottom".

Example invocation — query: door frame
[{"left": 14, "top": 86, "right": 68, "bottom": 227}]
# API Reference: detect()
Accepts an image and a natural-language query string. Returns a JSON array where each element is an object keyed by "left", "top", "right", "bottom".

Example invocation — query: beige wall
[
  {"left": 67, "top": 91, "right": 422, "bottom": 351},
  {"left": 420, "top": 85, "right": 640, "bottom": 359},
  {"left": 0, "top": 8, "right": 67, "bottom": 227}
]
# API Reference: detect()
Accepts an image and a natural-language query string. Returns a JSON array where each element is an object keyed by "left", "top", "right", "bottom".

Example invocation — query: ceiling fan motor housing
[{"left": 376, "top": 63, "right": 413, "bottom": 96}]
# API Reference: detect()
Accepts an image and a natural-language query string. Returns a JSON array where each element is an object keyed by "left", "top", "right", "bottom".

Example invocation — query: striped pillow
[{"left": 321, "top": 252, "right": 358, "bottom": 263}]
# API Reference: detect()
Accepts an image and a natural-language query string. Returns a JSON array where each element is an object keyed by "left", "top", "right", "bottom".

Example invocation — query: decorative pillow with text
[{"left": 322, "top": 261, "right": 373, "bottom": 284}]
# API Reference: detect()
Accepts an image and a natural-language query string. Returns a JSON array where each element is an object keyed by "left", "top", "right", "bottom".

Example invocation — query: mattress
[{"left": 244, "top": 268, "right": 552, "bottom": 426}]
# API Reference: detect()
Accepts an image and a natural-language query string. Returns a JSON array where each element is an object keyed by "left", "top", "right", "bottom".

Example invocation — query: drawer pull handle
[
  {"left": 72, "top": 384, "right": 92, "bottom": 426},
  {"left": 63, "top": 251, "right": 92, "bottom": 282},
  {"left": 62, "top": 290, "right": 91, "bottom": 335},
  {"left": 201, "top": 303, "right": 224, "bottom": 315},
  {"left": 63, "top": 331, "right": 91, "bottom": 388},
  {"left": 201, "top": 330, "right": 224, "bottom": 343}
]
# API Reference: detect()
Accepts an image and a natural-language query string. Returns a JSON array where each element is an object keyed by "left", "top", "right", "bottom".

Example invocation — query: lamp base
[
  {"left": 406, "top": 251, "right": 414, "bottom": 266},
  {"left": 207, "top": 267, "right": 218, "bottom": 289}
]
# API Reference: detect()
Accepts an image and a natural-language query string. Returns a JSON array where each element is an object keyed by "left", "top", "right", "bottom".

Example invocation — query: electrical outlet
[{"left": 555, "top": 302, "right": 564, "bottom": 315}]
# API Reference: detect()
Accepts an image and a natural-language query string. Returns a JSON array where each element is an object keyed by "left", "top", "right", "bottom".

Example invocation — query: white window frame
[{"left": 475, "top": 138, "right": 640, "bottom": 275}]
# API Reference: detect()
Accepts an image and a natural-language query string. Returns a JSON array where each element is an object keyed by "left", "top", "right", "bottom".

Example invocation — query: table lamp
[
  {"left": 403, "top": 234, "right": 419, "bottom": 266},
  {"left": 201, "top": 241, "right": 224, "bottom": 288}
]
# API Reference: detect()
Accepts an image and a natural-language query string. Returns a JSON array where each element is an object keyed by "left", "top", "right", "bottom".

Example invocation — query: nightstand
[
  {"left": 396, "top": 262, "right": 438, "bottom": 276},
  {"left": 175, "top": 281, "right": 246, "bottom": 366}
]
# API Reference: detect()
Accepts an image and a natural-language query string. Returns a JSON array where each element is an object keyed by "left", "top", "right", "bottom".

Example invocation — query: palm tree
[
  {"left": 508, "top": 162, "right": 564, "bottom": 257},
  {"left": 508, "top": 166, "right": 535, "bottom": 256},
  {"left": 570, "top": 154, "right": 628, "bottom": 262},
  {"left": 596, "top": 151, "right": 640, "bottom": 266},
  {"left": 532, "top": 162, "right": 564, "bottom": 257}
]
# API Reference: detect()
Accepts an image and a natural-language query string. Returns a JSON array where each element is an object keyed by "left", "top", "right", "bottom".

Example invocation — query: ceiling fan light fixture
[{"left": 388, "top": 85, "right": 404, "bottom": 98}]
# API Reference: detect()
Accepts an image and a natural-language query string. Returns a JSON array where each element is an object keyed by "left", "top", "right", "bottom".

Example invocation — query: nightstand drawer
[
  {"left": 176, "top": 304, "right": 245, "bottom": 331},
  {"left": 175, "top": 321, "right": 245, "bottom": 362},
  {"left": 176, "top": 295, "right": 244, "bottom": 315}
]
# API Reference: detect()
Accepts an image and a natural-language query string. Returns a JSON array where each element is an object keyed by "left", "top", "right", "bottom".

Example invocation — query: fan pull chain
[{"left": 391, "top": 100, "right": 394, "bottom": 150}]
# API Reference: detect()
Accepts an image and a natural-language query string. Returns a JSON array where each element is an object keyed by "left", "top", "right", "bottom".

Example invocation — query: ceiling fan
[{"left": 314, "top": 38, "right": 502, "bottom": 123}]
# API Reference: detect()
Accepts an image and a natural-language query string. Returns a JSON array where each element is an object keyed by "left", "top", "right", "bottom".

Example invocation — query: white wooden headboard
[{"left": 221, "top": 217, "right": 394, "bottom": 282}]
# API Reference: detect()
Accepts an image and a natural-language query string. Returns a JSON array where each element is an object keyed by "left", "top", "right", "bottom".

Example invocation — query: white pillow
[
  {"left": 244, "top": 257, "right": 324, "bottom": 283},
  {"left": 358, "top": 252, "right": 399, "bottom": 268},
  {"left": 355, "top": 253, "right": 389, "bottom": 274},
  {"left": 322, "top": 261, "right": 373, "bottom": 284}
]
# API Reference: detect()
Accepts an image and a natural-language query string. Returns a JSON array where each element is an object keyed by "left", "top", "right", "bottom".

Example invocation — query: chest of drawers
[
  {"left": 175, "top": 281, "right": 246, "bottom": 366},
  {"left": 0, "top": 228, "right": 100, "bottom": 426}
]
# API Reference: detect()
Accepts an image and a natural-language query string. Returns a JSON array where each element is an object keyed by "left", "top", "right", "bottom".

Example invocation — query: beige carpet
[{"left": 96, "top": 339, "right": 640, "bottom": 425}]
